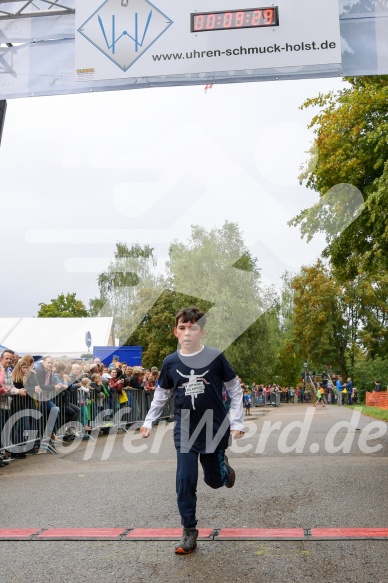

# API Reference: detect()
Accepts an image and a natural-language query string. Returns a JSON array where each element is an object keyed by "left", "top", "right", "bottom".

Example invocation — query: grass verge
[{"left": 348, "top": 405, "right": 388, "bottom": 422}]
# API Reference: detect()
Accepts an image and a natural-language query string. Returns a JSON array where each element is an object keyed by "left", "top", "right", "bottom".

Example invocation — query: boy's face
[{"left": 174, "top": 318, "right": 205, "bottom": 353}]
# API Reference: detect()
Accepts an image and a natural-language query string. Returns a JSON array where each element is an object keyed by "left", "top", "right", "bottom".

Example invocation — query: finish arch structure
[{"left": 0, "top": 0, "right": 387, "bottom": 99}]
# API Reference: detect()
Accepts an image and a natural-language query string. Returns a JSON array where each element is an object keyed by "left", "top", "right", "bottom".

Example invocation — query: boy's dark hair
[{"left": 175, "top": 306, "right": 206, "bottom": 329}]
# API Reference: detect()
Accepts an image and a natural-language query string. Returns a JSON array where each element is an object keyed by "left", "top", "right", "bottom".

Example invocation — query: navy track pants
[{"left": 176, "top": 448, "right": 227, "bottom": 528}]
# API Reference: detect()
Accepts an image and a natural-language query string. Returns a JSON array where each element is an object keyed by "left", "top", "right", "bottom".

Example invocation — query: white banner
[{"left": 75, "top": 0, "right": 341, "bottom": 81}]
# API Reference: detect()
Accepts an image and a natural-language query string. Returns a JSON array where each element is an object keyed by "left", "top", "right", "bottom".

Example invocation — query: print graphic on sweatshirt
[{"left": 176, "top": 369, "right": 210, "bottom": 410}]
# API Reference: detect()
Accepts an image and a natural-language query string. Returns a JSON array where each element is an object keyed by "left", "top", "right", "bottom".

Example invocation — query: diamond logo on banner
[{"left": 78, "top": 0, "right": 173, "bottom": 72}]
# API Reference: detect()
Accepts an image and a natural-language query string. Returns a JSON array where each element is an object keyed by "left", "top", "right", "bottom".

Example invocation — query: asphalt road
[{"left": 0, "top": 404, "right": 387, "bottom": 583}]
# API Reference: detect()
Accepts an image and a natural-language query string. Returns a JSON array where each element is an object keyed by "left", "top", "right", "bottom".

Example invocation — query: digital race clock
[{"left": 191, "top": 7, "right": 279, "bottom": 32}]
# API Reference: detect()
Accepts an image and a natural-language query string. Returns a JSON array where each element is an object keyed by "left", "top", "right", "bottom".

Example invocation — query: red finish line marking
[
  {"left": 1, "top": 528, "right": 388, "bottom": 541},
  {"left": 217, "top": 528, "right": 305, "bottom": 540},
  {"left": 311, "top": 528, "right": 388, "bottom": 539},
  {"left": 0, "top": 529, "right": 40, "bottom": 540},
  {"left": 126, "top": 528, "right": 214, "bottom": 540},
  {"left": 37, "top": 528, "right": 126, "bottom": 540}
]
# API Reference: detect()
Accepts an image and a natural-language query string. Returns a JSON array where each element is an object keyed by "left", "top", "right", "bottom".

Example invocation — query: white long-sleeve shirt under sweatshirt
[{"left": 143, "top": 376, "right": 244, "bottom": 432}]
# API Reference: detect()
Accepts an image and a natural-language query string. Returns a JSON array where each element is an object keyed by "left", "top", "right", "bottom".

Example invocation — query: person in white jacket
[{"left": 140, "top": 306, "right": 244, "bottom": 555}]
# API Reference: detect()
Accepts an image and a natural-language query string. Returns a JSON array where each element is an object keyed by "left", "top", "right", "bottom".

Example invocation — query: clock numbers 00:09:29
[{"left": 192, "top": 8, "right": 279, "bottom": 32}]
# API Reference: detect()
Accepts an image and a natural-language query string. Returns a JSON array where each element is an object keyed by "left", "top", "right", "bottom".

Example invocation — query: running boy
[{"left": 140, "top": 306, "right": 245, "bottom": 554}]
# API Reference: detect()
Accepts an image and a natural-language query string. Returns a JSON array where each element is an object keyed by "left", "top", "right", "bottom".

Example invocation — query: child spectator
[
  {"left": 90, "top": 373, "right": 104, "bottom": 422},
  {"left": 243, "top": 389, "right": 252, "bottom": 415},
  {"left": 108, "top": 369, "right": 126, "bottom": 417},
  {"left": 144, "top": 375, "right": 156, "bottom": 413},
  {"left": 315, "top": 386, "right": 325, "bottom": 408},
  {"left": 79, "top": 377, "right": 92, "bottom": 431}
]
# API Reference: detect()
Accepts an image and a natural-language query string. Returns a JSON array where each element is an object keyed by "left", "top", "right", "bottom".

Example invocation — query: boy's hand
[
  {"left": 230, "top": 430, "right": 244, "bottom": 439},
  {"left": 140, "top": 426, "right": 151, "bottom": 438}
]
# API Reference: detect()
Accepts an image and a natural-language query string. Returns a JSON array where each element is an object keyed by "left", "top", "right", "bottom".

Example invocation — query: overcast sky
[{"left": 0, "top": 75, "right": 344, "bottom": 317}]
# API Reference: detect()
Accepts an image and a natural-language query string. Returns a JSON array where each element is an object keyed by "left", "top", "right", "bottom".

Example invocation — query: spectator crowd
[
  {"left": 1, "top": 350, "right": 385, "bottom": 471},
  {"left": 0, "top": 349, "right": 160, "bottom": 469},
  {"left": 235, "top": 370, "right": 388, "bottom": 411}
]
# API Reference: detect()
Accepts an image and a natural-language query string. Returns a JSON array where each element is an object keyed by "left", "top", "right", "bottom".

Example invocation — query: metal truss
[{"left": 0, "top": 0, "right": 75, "bottom": 20}]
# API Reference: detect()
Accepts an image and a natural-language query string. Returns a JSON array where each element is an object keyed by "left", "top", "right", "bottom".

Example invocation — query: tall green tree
[
  {"left": 38, "top": 292, "right": 88, "bottom": 318},
  {"left": 272, "top": 272, "right": 302, "bottom": 387},
  {"left": 124, "top": 222, "right": 278, "bottom": 380},
  {"left": 355, "top": 271, "right": 388, "bottom": 359},
  {"left": 291, "top": 261, "right": 388, "bottom": 376},
  {"left": 167, "top": 222, "right": 277, "bottom": 383},
  {"left": 292, "top": 76, "right": 388, "bottom": 280},
  {"left": 291, "top": 261, "right": 360, "bottom": 378},
  {"left": 89, "top": 242, "right": 164, "bottom": 342}
]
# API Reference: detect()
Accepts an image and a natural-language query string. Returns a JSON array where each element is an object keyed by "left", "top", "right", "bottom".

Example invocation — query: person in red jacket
[{"left": 109, "top": 369, "right": 125, "bottom": 412}]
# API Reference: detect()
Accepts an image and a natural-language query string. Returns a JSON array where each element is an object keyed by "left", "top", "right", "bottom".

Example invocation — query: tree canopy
[
  {"left": 291, "top": 261, "right": 354, "bottom": 378},
  {"left": 271, "top": 272, "right": 302, "bottom": 387},
  {"left": 292, "top": 76, "right": 388, "bottom": 280},
  {"left": 167, "top": 222, "right": 278, "bottom": 382},
  {"left": 89, "top": 242, "right": 164, "bottom": 343},
  {"left": 37, "top": 292, "right": 88, "bottom": 318},
  {"left": 97, "top": 222, "right": 280, "bottom": 382}
]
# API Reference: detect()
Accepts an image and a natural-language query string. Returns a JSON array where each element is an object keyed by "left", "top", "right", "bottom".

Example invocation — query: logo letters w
[{"left": 98, "top": 10, "right": 153, "bottom": 54}]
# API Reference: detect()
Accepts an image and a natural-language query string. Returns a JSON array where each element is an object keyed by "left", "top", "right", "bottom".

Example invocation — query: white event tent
[{"left": 0, "top": 317, "right": 114, "bottom": 359}]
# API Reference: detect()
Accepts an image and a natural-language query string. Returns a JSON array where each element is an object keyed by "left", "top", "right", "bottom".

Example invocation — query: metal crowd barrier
[
  {"left": 245, "top": 389, "right": 283, "bottom": 408},
  {"left": 265, "top": 390, "right": 281, "bottom": 407},
  {"left": 0, "top": 388, "right": 175, "bottom": 454},
  {"left": 0, "top": 393, "right": 48, "bottom": 453},
  {"left": 253, "top": 389, "right": 302, "bottom": 406}
]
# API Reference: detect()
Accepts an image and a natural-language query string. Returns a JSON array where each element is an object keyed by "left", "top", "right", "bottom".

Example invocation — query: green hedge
[{"left": 353, "top": 357, "right": 388, "bottom": 401}]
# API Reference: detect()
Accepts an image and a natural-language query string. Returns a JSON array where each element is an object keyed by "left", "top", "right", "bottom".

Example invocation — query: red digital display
[{"left": 191, "top": 7, "right": 279, "bottom": 32}]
